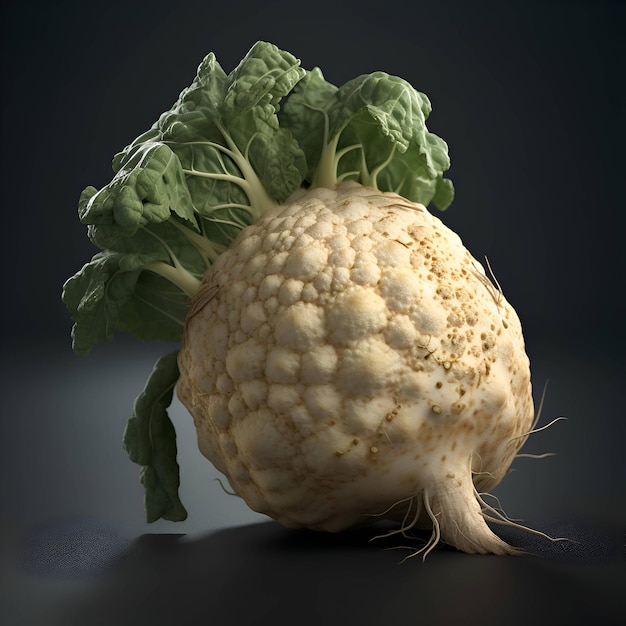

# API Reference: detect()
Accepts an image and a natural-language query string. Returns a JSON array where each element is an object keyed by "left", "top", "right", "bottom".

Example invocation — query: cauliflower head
[{"left": 177, "top": 182, "right": 534, "bottom": 553}]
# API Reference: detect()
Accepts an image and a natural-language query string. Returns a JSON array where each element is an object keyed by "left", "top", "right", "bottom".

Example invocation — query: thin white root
[
  {"left": 364, "top": 494, "right": 416, "bottom": 519},
  {"left": 369, "top": 496, "right": 424, "bottom": 543},
  {"left": 471, "top": 483, "right": 572, "bottom": 545},
  {"left": 530, "top": 379, "right": 550, "bottom": 432},
  {"left": 387, "top": 489, "right": 442, "bottom": 563},
  {"left": 417, "top": 489, "right": 441, "bottom": 560},
  {"left": 471, "top": 468, "right": 499, "bottom": 481},
  {"left": 477, "top": 492, "right": 525, "bottom": 523},
  {"left": 214, "top": 477, "right": 238, "bottom": 496},
  {"left": 367, "top": 438, "right": 572, "bottom": 560},
  {"left": 472, "top": 257, "right": 503, "bottom": 308},
  {"left": 394, "top": 471, "right": 522, "bottom": 557},
  {"left": 470, "top": 450, "right": 498, "bottom": 480},
  {"left": 507, "top": 416, "right": 568, "bottom": 446},
  {"left": 515, "top": 452, "right": 557, "bottom": 459},
  {"left": 483, "top": 255, "right": 504, "bottom": 306},
  {"left": 507, "top": 379, "right": 565, "bottom": 450}
]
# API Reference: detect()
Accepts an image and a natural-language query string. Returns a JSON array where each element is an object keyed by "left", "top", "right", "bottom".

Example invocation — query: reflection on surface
[{"left": 41, "top": 515, "right": 624, "bottom": 626}]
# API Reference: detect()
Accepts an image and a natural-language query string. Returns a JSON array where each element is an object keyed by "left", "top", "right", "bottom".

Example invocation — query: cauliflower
[
  {"left": 178, "top": 182, "right": 533, "bottom": 554},
  {"left": 63, "top": 42, "right": 544, "bottom": 556}
]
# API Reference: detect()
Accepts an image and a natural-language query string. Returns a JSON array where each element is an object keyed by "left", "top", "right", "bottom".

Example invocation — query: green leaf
[
  {"left": 246, "top": 126, "right": 306, "bottom": 203},
  {"left": 279, "top": 67, "right": 339, "bottom": 179},
  {"left": 80, "top": 142, "right": 197, "bottom": 250},
  {"left": 65, "top": 43, "right": 312, "bottom": 355},
  {"left": 432, "top": 175, "right": 455, "bottom": 211},
  {"left": 116, "top": 42, "right": 307, "bottom": 216},
  {"left": 62, "top": 251, "right": 139, "bottom": 355},
  {"left": 156, "top": 52, "right": 228, "bottom": 143},
  {"left": 107, "top": 268, "right": 189, "bottom": 344},
  {"left": 334, "top": 73, "right": 447, "bottom": 185},
  {"left": 175, "top": 142, "right": 251, "bottom": 219},
  {"left": 61, "top": 241, "right": 191, "bottom": 355},
  {"left": 292, "top": 69, "right": 453, "bottom": 210},
  {"left": 220, "top": 41, "right": 308, "bottom": 203},
  {"left": 331, "top": 73, "right": 428, "bottom": 154},
  {"left": 123, "top": 351, "right": 187, "bottom": 522},
  {"left": 222, "top": 41, "right": 304, "bottom": 117}
]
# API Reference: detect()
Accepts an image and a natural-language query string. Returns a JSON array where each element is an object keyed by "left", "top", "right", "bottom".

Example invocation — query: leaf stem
[
  {"left": 215, "top": 121, "right": 277, "bottom": 218},
  {"left": 144, "top": 261, "right": 201, "bottom": 298},
  {"left": 367, "top": 144, "right": 397, "bottom": 189},
  {"left": 312, "top": 133, "right": 341, "bottom": 189},
  {"left": 169, "top": 219, "right": 226, "bottom": 263}
]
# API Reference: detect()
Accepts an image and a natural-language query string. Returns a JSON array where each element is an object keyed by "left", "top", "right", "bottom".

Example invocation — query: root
[
  {"left": 483, "top": 255, "right": 504, "bottom": 307},
  {"left": 371, "top": 471, "right": 522, "bottom": 559},
  {"left": 530, "top": 379, "right": 549, "bottom": 432},
  {"left": 383, "top": 489, "right": 442, "bottom": 563},
  {"left": 471, "top": 483, "right": 571, "bottom": 546},
  {"left": 470, "top": 450, "right": 498, "bottom": 481},
  {"left": 506, "top": 416, "right": 568, "bottom": 447},
  {"left": 369, "top": 445, "right": 574, "bottom": 560},
  {"left": 477, "top": 492, "right": 525, "bottom": 523},
  {"left": 508, "top": 379, "right": 566, "bottom": 450},
  {"left": 414, "top": 489, "right": 441, "bottom": 560},
  {"left": 510, "top": 380, "right": 559, "bottom": 464},
  {"left": 366, "top": 425, "right": 572, "bottom": 560},
  {"left": 471, "top": 468, "right": 499, "bottom": 481},
  {"left": 365, "top": 495, "right": 415, "bottom": 520},
  {"left": 472, "top": 255, "right": 504, "bottom": 308},
  {"left": 468, "top": 445, "right": 572, "bottom": 551},
  {"left": 214, "top": 477, "right": 238, "bottom": 497},
  {"left": 369, "top": 496, "right": 423, "bottom": 543}
]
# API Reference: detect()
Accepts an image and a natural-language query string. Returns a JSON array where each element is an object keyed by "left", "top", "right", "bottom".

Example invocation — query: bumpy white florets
[{"left": 177, "top": 181, "right": 534, "bottom": 554}]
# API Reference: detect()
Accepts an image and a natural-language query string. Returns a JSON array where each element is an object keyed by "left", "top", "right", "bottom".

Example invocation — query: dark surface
[
  {"left": 1, "top": 1, "right": 624, "bottom": 625},
  {"left": 5, "top": 513, "right": 626, "bottom": 626}
]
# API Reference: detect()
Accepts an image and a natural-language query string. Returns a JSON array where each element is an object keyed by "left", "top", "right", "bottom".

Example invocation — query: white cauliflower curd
[
  {"left": 178, "top": 182, "right": 534, "bottom": 554},
  {"left": 64, "top": 42, "right": 549, "bottom": 556}
]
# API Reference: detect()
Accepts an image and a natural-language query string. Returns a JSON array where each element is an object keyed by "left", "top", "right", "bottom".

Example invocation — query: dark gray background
[
  {"left": 1, "top": 1, "right": 624, "bottom": 624},
  {"left": 1, "top": 0, "right": 624, "bottom": 349}
]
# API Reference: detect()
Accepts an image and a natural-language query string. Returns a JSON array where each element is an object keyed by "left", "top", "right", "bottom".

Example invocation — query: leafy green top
[{"left": 62, "top": 41, "right": 454, "bottom": 522}]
